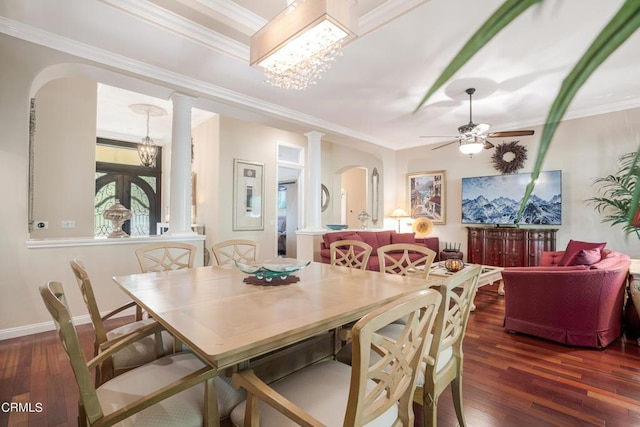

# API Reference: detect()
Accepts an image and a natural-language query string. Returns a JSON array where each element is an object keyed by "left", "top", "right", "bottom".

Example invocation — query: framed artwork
[
  {"left": 233, "top": 159, "right": 264, "bottom": 231},
  {"left": 408, "top": 170, "right": 446, "bottom": 224}
]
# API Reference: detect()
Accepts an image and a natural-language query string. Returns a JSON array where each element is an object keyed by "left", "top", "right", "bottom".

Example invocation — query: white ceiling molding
[
  {"left": 194, "top": 0, "right": 266, "bottom": 33},
  {"left": 0, "top": 16, "right": 391, "bottom": 148},
  {"left": 99, "top": 0, "right": 249, "bottom": 61},
  {"left": 358, "top": 0, "right": 430, "bottom": 36}
]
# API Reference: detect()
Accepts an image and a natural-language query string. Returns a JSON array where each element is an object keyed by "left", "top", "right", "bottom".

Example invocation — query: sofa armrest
[{"left": 414, "top": 237, "right": 439, "bottom": 261}]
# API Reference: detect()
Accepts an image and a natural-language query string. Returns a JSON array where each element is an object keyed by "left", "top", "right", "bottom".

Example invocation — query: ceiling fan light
[{"left": 459, "top": 139, "right": 484, "bottom": 155}]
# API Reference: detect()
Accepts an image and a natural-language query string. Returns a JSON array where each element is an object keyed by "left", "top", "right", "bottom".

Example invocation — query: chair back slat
[
  {"left": 40, "top": 282, "right": 103, "bottom": 423},
  {"left": 330, "top": 239, "right": 373, "bottom": 270},
  {"left": 377, "top": 243, "right": 436, "bottom": 278},
  {"left": 428, "top": 264, "right": 481, "bottom": 374},
  {"left": 346, "top": 289, "right": 442, "bottom": 426},
  {"left": 211, "top": 239, "right": 259, "bottom": 266},
  {"left": 135, "top": 242, "right": 196, "bottom": 272},
  {"left": 70, "top": 260, "right": 108, "bottom": 346}
]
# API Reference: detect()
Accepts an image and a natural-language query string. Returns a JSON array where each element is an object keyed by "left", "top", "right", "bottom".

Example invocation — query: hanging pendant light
[
  {"left": 250, "top": 0, "right": 357, "bottom": 90},
  {"left": 129, "top": 104, "right": 167, "bottom": 168}
]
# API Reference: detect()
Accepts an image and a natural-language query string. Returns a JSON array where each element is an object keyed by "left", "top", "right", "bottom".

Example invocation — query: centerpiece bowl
[{"left": 235, "top": 257, "right": 311, "bottom": 285}]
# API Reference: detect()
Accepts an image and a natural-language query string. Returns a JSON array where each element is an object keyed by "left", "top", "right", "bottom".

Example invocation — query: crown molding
[
  {"left": 99, "top": 0, "right": 248, "bottom": 60},
  {"left": 0, "top": 17, "right": 392, "bottom": 149},
  {"left": 358, "top": 0, "right": 429, "bottom": 36},
  {"left": 194, "top": 0, "right": 266, "bottom": 32}
]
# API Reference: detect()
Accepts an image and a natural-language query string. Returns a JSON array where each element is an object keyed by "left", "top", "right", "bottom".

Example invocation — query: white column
[
  {"left": 304, "top": 131, "right": 324, "bottom": 231},
  {"left": 167, "top": 93, "right": 196, "bottom": 235}
]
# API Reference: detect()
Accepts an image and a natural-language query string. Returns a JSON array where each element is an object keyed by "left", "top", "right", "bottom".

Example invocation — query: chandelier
[
  {"left": 250, "top": 0, "right": 357, "bottom": 90},
  {"left": 129, "top": 104, "right": 167, "bottom": 167}
]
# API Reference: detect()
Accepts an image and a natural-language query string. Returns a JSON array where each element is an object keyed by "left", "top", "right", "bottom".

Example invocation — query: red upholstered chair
[{"left": 503, "top": 250, "right": 631, "bottom": 347}]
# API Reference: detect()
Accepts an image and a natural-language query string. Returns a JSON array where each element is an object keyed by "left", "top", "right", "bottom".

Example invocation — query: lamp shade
[{"left": 389, "top": 208, "right": 409, "bottom": 218}]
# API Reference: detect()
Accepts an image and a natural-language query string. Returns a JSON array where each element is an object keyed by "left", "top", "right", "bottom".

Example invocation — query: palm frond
[
  {"left": 515, "top": 1, "right": 640, "bottom": 222},
  {"left": 413, "top": 0, "right": 542, "bottom": 112}
]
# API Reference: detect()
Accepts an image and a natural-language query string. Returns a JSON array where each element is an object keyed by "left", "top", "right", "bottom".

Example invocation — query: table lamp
[{"left": 389, "top": 208, "right": 409, "bottom": 233}]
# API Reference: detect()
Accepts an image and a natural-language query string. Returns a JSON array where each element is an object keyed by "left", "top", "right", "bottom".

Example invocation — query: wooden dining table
[
  {"left": 113, "top": 262, "right": 438, "bottom": 424},
  {"left": 112, "top": 262, "right": 434, "bottom": 371}
]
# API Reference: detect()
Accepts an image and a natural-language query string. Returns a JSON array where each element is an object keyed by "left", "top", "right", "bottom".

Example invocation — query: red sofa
[
  {"left": 502, "top": 248, "right": 631, "bottom": 348},
  {"left": 320, "top": 230, "right": 439, "bottom": 272}
]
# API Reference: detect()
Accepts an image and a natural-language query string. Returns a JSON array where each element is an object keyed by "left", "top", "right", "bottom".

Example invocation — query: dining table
[{"left": 112, "top": 261, "right": 436, "bottom": 423}]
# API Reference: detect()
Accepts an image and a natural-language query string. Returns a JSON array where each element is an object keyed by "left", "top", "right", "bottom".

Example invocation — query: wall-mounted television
[{"left": 461, "top": 170, "right": 562, "bottom": 225}]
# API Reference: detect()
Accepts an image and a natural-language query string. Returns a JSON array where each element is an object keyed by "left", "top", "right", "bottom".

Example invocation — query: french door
[{"left": 95, "top": 165, "right": 161, "bottom": 237}]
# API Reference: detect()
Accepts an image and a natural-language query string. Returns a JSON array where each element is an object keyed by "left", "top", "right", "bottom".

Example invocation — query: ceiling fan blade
[
  {"left": 472, "top": 123, "right": 491, "bottom": 135},
  {"left": 419, "top": 135, "right": 458, "bottom": 138},
  {"left": 483, "top": 140, "right": 495, "bottom": 149},
  {"left": 430, "top": 139, "right": 459, "bottom": 151},
  {"left": 486, "top": 130, "right": 535, "bottom": 138}
]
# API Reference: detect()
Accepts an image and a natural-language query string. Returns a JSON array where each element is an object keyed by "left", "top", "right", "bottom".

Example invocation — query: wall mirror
[{"left": 321, "top": 184, "right": 330, "bottom": 212}]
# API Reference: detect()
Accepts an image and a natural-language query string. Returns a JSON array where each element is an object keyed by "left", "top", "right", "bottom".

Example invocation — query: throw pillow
[
  {"left": 391, "top": 233, "right": 417, "bottom": 245},
  {"left": 566, "top": 248, "right": 602, "bottom": 266},
  {"left": 325, "top": 232, "right": 363, "bottom": 246},
  {"left": 559, "top": 239, "right": 606, "bottom": 266}
]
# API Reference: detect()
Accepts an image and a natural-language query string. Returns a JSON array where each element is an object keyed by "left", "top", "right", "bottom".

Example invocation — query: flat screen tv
[{"left": 461, "top": 170, "right": 562, "bottom": 225}]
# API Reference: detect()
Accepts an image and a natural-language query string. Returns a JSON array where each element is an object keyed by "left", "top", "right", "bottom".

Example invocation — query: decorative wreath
[{"left": 491, "top": 140, "right": 528, "bottom": 174}]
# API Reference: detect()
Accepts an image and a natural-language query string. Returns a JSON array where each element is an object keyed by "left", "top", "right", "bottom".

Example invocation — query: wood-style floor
[{"left": 2, "top": 283, "right": 640, "bottom": 426}]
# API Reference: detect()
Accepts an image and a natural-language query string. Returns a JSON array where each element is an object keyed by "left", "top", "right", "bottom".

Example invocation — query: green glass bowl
[{"left": 234, "top": 257, "right": 311, "bottom": 282}]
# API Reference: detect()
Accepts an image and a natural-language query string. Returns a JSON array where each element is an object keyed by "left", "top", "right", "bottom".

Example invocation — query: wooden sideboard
[{"left": 467, "top": 227, "right": 558, "bottom": 267}]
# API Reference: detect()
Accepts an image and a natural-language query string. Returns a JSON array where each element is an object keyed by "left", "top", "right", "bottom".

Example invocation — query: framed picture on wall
[
  {"left": 407, "top": 170, "right": 446, "bottom": 224},
  {"left": 233, "top": 159, "right": 264, "bottom": 231}
]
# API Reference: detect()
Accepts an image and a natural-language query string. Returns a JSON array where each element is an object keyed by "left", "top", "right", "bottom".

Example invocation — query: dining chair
[
  {"left": 381, "top": 264, "right": 481, "bottom": 427},
  {"left": 70, "top": 259, "right": 174, "bottom": 384},
  {"left": 230, "top": 289, "right": 442, "bottom": 427},
  {"left": 415, "top": 264, "right": 480, "bottom": 426},
  {"left": 40, "top": 280, "right": 245, "bottom": 427},
  {"left": 211, "top": 239, "right": 259, "bottom": 266},
  {"left": 377, "top": 243, "right": 437, "bottom": 279},
  {"left": 135, "top": 242, "right": 197, "bottom": 272},
  {"left": 329, "top": 239, "right": 373, "bottom": 270}
]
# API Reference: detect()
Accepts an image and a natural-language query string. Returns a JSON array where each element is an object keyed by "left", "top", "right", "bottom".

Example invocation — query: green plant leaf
[
  {"left": 626, "top": 146, "right": 640, "bottom": 226},
  {"left": 515, "top": 0, "right": 640, "bottom": 222},
  {"left": 414, "top": 0, "right": 543, "bottom": 112}
]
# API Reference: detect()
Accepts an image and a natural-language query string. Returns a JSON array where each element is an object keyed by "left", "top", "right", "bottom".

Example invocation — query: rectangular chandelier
[{"left": 250, "top": 0, "right": 357, "bottom": 90}]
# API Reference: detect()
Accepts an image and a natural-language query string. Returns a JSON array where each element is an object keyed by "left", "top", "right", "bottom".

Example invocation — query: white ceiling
[{"left": 1, "top": 0, "right": 639, "bottom": 150}]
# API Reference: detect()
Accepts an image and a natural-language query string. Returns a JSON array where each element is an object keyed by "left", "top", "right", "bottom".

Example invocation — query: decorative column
[
  {"left": 167, "top": 93, "right": 196, "bottom": 235},
  {"left": 296, "top": 131, "right": 324, "bottom": 263},
  {"left": 304, "top": 131, "right": 324, "bottom": 231}
]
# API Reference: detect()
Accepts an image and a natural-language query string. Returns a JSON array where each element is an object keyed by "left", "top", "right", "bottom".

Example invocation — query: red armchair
[{"left": 502, "top": 249, "right": 631, "bottom": 348}]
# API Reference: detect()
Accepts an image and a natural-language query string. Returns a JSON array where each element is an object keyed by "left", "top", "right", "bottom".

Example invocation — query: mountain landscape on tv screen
[{"left": 462, "top": 194, "right": 562, "bottom": 225}]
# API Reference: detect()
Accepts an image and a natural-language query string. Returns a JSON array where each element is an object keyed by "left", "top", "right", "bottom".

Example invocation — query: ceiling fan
[{"left": 421, "top": 88, "right": 534, "bottom": 153}]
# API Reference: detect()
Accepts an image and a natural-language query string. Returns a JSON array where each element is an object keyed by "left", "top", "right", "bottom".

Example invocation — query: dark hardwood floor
[{"left": 2, "top": 283, "right": 640, "bottom": 426}]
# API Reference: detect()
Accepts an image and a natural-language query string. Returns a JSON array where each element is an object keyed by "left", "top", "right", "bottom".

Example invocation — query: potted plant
[{"left": 588, "top": 152, "right": 640, "bottom": 238}]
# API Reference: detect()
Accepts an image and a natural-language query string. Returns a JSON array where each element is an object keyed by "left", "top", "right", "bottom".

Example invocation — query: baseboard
[{"left": 0, "top": 307, "right": 136, "bottom": 341}]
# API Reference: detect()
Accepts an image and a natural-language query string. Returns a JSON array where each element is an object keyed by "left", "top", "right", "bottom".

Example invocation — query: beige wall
[
  {"left": 320, "top": 142, "right": 388, "bottom": 227},
  {"left": 396, "top": 107, "right": 640, "bottom": 258},
  {"left": 192, "top": 115, "right": 220, "bottom": 257},
  {"left": 216, "top": 116, "right": 307, "bottom": 261},
  {"left": 341, "top": 167, "right": 367, "bottom": 229},
  {"left": 31, "top": 78, "right": 97, "bottom": 238}
]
